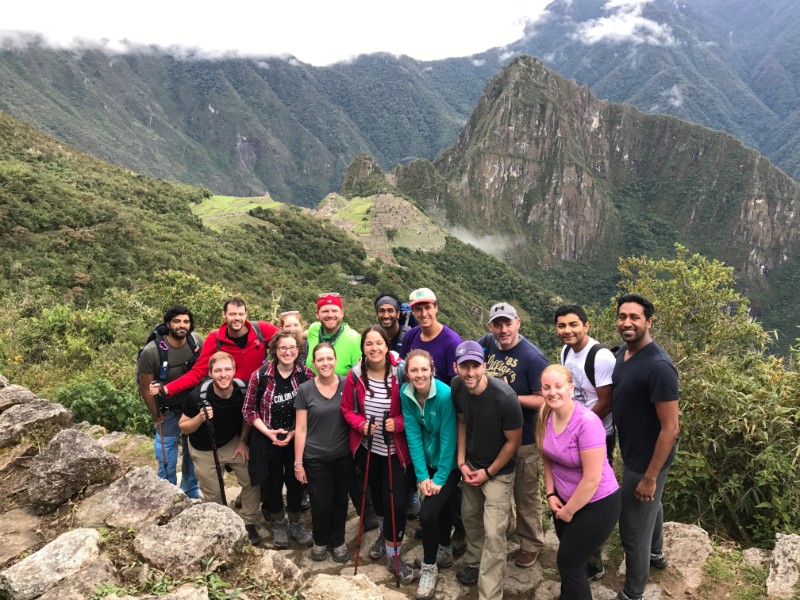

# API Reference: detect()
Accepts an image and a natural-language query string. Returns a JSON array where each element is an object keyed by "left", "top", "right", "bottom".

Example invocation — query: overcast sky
[{"left": 2, "top": 1, "right": 553, "bottom": 66}]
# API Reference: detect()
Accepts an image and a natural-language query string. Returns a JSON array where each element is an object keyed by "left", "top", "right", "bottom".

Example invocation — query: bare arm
[
  {"left": 465, "top": 427, "right": 522, "bottom": 486},
  {"left": 636, "top": 400, "right": 679, "bottom": 501},
  {"left": 593, "top": 385, "right": 612, "bottom": 419},
  {"left": 138, "top": 373, "right": 162, "bottom": 422},
  {"left": 517, "top": 391, "right": 544, "bottom": 410},
  {"left": 556, "top": 446, "right": 604, "bottom": 522}
]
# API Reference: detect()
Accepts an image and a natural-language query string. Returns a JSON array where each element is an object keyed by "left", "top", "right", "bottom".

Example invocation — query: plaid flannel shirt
[{"left": 242, "top": 361, "right": 315, "bottom": 427}]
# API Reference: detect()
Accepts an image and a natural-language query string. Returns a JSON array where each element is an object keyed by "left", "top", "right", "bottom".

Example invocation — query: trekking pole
[
  {"left": 383, "top": 410, "right": 400, "bottom": 588},
  {"left": 200, "top": 400, "right": 227, "bottom": 506},
  {"left": 154, "top": 370, "right": 169, "bottom": 478},
  {"left": 354, "top": 415, "right": 376, "bottom": 576},
  {"left": 155, "top": 416, "right": 169, "bottom": 475}
]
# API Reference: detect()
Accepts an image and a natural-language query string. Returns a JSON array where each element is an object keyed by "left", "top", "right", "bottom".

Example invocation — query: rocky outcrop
[
  {"left": 767, "top": 533, "right": 800, "bottom": 598},
  {"left": 0, "top": 399, "right": 72, "bottom": 448},
  {"left": 0, "top": 385, "right": 37, "bottom": 412},
  {"left": 38, "top": 555, "right": 117, "bottom": 600},
  {"left": 661, "top": 521, "right": 713, "bottom": 589},
  {"left": 133, "top": 503, "right": 246, "bottom": 577},
  {"left": 252, "top": 549, "right": 304, "bottom": 593},
  {"left": 300, "top": 573, "right": 382, "bottom": 600},
  {"left": 0, "top": 508, "right": 41, "bottom": 567},
  {"left": 0, "top": 528, "right": 101, "bottom": 600},
  {"left": 26, "top": 428, "right": 120, "bottom": 513}
]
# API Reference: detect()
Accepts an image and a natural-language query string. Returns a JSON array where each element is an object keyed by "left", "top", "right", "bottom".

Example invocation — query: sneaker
[
  {"left": 415, "top": 562, "right": 438, "bottom": 600},
  {"left": 369, "top": 532, "right": 386, "bottom": 559},
  {"left": 273, "top": 519, "right": 289, "bottom": 549},
  {"left": 456, "top": 564, "right": 479, "bottom": 586},
  {"left": 588, "top": 565, "right": 605, "bottom": 580},
  {"left": 332, "top": 543, "right": 350, "bottom": 564},
  {"left": 451, "top": 530, "right": 467, "bottom": 557},
  {"left": 289, "top": 520, "right": 313, "bottom": 547},
  {"left": 615, "top": 591, "right": 641, "bottom": 600},
  {"left": 414, "top": 545, "right": 454, "bottom": 569},
  {"left": 406, "top": 490, "right": 421, "bottom": 518},
  {"left": 245, "top": 524, "right": 261, "bottom": 546},
  {"left": 650, "top": 552, "right": 668, "bottom": 569},
  {"left": 513, "top": 548, "right": 540, "bottom": 568},
  {"left": 310, "top": 544, "right": 328, "bottom": 561},
  {"left": 386, "top": 554, "right": 417, "bottom": 584},
  {"left": 301, "top": 489, "right": 311, "bottom": 511},
  {"left": 364, "top": 513, "right": 380, "bottom": 532}
]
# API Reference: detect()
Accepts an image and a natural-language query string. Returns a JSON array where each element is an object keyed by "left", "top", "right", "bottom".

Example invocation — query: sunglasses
[{"left": 318, "top": 292, "right": 341, "bottom": 298}]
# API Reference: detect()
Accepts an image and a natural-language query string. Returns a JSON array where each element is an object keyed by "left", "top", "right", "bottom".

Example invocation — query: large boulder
[
  {"left": 38, "top": 555, "right": 117, "bottom": 600},
  {"left": 252, "top": 549, "right": 304, "bottom": 593},
  {"left": 0, "top": 385, "right": 37, "bottom": 412},
  {"left": 300, "top": 573, "right": 382, "bottom": 600},
  {"left": 0, "top": 399, "right": 71, "bottom": 448},
  {"left": 0, "top": 508, "right": 42, "bottom": 567},
  {"left": 767, "top": 532, "right": 800, "bottom": 598},
  {"left": 662, "top": 521, "right": 713, "bottom": 588},
  {"left": 75, "top": 466, "right": 189, "bottom": 529},
  {"left": 0, "top": 528, "right": 101, "bottom": 600},
  {"left": 27, "top": 428, "right": 120, "bottom": 513},
  {"left": 134, "top": 502, "right": 246, "bottom": 577}
]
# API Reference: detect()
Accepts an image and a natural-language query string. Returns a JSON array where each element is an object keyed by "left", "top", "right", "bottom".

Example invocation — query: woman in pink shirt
[{"left": 538, "top": 365, "right": 621, "bottom": 600}]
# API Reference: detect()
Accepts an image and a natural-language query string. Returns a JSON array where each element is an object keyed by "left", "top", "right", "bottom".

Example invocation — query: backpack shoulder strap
[
  {"left": 254, "top": 363, "right": 270, "bottom": 415},
  {"left": 561, "top": 345, "right": 570, "bottom": 365},
  {"left": 585, "top": 344, "right": 608, "bottom": 389},
  {"left": 350, "top": 370, "right": 361, "bottom": 416},
  {"left": 251, "top": 321, "right": 265, "bottom": 345},
  {"left": 198, "top": 378, "right": 213, "bottom": 402},
  {"left": 233, "top": 378, "right": 247, "bottom": 396}
]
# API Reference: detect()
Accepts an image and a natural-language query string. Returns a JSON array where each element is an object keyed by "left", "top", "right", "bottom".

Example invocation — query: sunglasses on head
[{"left": 318, "top": 292, "right": 341, "bottom": 298}]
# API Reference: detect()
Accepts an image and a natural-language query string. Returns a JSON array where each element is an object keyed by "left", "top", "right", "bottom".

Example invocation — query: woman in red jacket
[{"left": 342, "top": 325, "right": 414, "bottom": 584}]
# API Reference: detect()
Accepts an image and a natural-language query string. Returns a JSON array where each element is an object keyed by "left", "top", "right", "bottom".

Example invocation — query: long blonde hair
[{"left": 536, "top": 364, "right": 574, "bottom": 453}]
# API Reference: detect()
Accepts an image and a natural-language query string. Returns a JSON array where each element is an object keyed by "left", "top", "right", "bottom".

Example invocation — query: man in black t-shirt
[
  {"left": 612, "top": 295, "right": 680, "bottom": 600},
  {"left": 453, "top": 340, "right": 523, "bottom": 599},
  {"left": 180, "top": 351, "right": 261, "bottom": 545}
]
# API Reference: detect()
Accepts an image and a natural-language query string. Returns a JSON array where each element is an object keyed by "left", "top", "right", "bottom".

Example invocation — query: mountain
[{"left": 389, "top": 56, "right": 800, "bottom": 340}]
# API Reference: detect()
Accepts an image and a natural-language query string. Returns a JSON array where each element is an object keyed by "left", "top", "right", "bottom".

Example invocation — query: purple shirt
[
  {"left": 543, "top": 402, "right": 619, "bottom": 503},
  {"left": 400, "top": 324, "right": 462, "bottom": 384}
]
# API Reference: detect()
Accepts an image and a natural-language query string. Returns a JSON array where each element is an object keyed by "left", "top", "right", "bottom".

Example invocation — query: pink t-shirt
[{"left": 542, "top": 402, "right": 619, "bottom": 503}]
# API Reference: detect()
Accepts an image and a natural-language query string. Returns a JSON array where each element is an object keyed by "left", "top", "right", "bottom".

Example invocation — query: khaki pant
[
  {"left": 462, "top": 471, "right": 515, "bottom": 600},
  {"left": 512, "top": 443, "right": 545, "bottom": 552},
  {"left": 188, "top": 436, "right": 260, "bottom": 525}
]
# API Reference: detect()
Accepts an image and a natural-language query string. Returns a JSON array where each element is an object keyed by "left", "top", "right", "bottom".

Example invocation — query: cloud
[
  {"left": 471, "top": 58, "right": 486, "bottom": 67},
  {"left": 571, "top": 0, "right": 676, "bottom": 46},
  {"left": 443, "top": 226, "right": 518, "bottom": 259},
  {"left": 661, "top": 84, "right": 683, "bottom": 108}
]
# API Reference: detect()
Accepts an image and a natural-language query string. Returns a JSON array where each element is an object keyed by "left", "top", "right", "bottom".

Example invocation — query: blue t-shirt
[
  {"left": 401, "top": 324, "right": 462, "bottom": 385},
  {"left": 479, "top": 334, "right": 549, "bottom": 445}
]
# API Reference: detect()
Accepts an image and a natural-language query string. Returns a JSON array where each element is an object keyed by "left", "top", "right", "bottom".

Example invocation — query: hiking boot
[
  {"left": 332, "top": 543, "right": 350, "bottom": 563},
  {"left": 615, "top": 591, "right": 641, "bottom": 600},
  {"left": 289, "top": 520, "right": 313, "bottom": 547},
  {"left": 386, "top": 554, "right": 417, "bottom": 584},
  {"left": 415, "top": 562, "right": 438, "bottom": 599},
  {"left": 245, "top": 524, "right": 261, "bottom": 546},
  {"left": 588, "top": 564, "right": 605, "bottom": 580},
  {"left": 414, "top": 545, "right": 454, "bottom": 569},
  {"left": 363, "top": 511, "right": 379, "bottom": 531},
  {"left": 273, "top": 519, "right": 289, "bottom": 549},
  {"left": 406, "top": 489, "right": 421, "bottom": 518},
  {"left": 650, "top": 552, "right": 668, "bottom": 569},
  {"left": 369, "top": 532, "right": 386, "bottom": 559},
  {"left": 513, "top": 548, "right": 540, "bottom": 568},
  {"left": 451, "top": 530, "right": 467, "bottom": 557},
  {"left": 456, "top": 564, "right": 479, "bottom": 586},
  {"left": 301, "top": 489, "right": 311, "bottom": 511},
  {"left": 234, "top": 493, "right": 243, "bottom": 509},
  {"left": 310, "top": 544, "right": 328, "bottom": 561}
]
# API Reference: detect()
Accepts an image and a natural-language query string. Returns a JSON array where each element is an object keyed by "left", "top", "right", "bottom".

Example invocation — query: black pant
[
  {"left": 419, "top": 467, "right": 460, "bottom": 564},
  {"left": 356, "top": 445, "right": 408, "bottom": 543},
  {"left": 262, "top": 443, "right": 302, "bottom": 516},
  {"left": 349, "top": 455, "right": 375, "bottom": 517},
  {"left": 305, "top": 453, "right": 353, "bottom": 547},
  {"left": 554, "top": 490, "right": 621, "bottom": 600}
]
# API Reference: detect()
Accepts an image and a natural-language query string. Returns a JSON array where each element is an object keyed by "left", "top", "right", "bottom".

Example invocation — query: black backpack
[
  {"left": 198, "top": 377, "right": 247, "bottom": 402},
  {"left": 560, "top": 344, "right": 619, "bottom": 388},
  {"left": 136, "top": 323, "right": 202, "bottom": 384}
]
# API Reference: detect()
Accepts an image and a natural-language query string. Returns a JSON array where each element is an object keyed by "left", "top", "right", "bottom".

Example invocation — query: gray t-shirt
[
  {"left": 294, "top": 376, "right": 349, "bottom": 460},
  {"left": 137, "top": 333, "right": 203, "bottom": 408},
  {"left": 452, "top": 375, "right": 524, "bottom": 475}
]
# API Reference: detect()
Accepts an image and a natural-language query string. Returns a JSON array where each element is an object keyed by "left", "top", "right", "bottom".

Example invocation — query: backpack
[
  {"left": 215, "top": 320, "right": 265, "bottom": 351},
  {"left": 560, "top": 343, "right": 619, "bottom": 388},
  {"left": 198, "top": 377, "right": 247, "bottom": 403},
  {"left": 398, "top": 303, "right": 417, "bottom": 331},
  {"left": 136, "top": 323, "right": 202, "bottom": 384}
]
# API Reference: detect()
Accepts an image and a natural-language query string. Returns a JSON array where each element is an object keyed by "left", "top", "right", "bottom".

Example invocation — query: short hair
[
  {"left": 616, "top": 294, "right": 655, "bottom": 319},
  {"left": 163, "top": 305, "right": 194, "bottom": 332},
  {"left": 404, "top": 349, "right": 436, "bottom": 378},
  {"left": 269, "top": 331, "right": 302, "bottom": 365},
  {"left": 208, "top": 351, "right": 235, "bottom": 374},
  {"left": 554, "top": 304, "right": 588, "bottom": 325},
  {"left": 223, "top": 296, "right": 247, "bottom": 313},
  {"left": 312, "top": 341, "right": 337, "bottom": 362}
]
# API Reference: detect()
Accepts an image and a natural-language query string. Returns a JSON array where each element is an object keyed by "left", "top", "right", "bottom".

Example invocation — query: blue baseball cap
[{"left": 455, "top": 340, "right": 485, "bottom": 365}]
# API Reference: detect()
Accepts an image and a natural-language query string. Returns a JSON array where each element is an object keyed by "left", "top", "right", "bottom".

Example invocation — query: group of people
[{"left": 138, "top": 289, "right": 679, "bottom": 600}]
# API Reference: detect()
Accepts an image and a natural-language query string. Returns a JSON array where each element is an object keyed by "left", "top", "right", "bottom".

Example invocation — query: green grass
[
  {"left": 191, "top": 195, "right": 282, "bottom": 231},
  {"left": 335, "top": 196, "right": 374, "bottom": 233}
]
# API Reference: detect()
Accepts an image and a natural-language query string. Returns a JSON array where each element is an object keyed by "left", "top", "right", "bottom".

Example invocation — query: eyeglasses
[
  {"left": 318, "top": 292, "right": 341, "bottom": 298},
  {"left": 277, "top": 345, "right": 298, "bottom": 352}
]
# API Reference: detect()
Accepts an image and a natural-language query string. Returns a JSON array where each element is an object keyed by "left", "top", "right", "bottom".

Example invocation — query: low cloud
[
  {"left": 443, "top": 226, "right": 518, "bottom": 259},
  {"left": 662, "top": 84, "right": 683, "bottom": 108},
  {"left": 471, "top": 58, "right": 486, "bottom": 67},
  {"left": 571, "top": 0, "right": 675, "bottom": 46}
]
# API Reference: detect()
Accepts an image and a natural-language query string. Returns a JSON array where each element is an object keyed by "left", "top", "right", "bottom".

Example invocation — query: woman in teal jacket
[{"left": 401, "top": 349, "right": 459, "bottom": 600}]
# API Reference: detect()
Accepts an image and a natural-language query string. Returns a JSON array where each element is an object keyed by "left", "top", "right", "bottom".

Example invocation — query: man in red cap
[{"left": 305, "top": 292, "right": 362, "bottom": 376}]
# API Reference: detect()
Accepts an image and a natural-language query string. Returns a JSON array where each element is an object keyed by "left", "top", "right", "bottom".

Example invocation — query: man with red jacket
[{"left": 150, "top": 297, "right": 278, "bottom": 400}]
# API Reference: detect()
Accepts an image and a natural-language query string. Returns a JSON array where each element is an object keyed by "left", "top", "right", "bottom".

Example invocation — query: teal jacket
[
  {"left": 305, "top": 322, "right": 362, "bottom": 376},
  {"left": 401, "top": 378, "right": 457, "bottom": 486}
]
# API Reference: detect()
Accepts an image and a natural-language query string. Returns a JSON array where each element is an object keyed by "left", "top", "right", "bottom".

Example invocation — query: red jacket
[
  {"left": 341, "top": 352, "right": 410, "bottom": 468},
  {"left": 165, "top": 320, "right": 278, "bottom": 398}
]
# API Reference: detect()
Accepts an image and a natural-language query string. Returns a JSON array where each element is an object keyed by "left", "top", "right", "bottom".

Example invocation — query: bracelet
[
  {"left": 294, "top": 465, "right": 304, "bottom": 471},
  {"left": 458, "top": 462, "right": 467, "bottom": 469},
  {"left": 546, "top": 492, "right": 558, "bottom": 499},
  {"left": 293, "top": 461, "right": 303, "bottom": 466},
  {"left": 484, "top": 467, "right": 494, "bottom": 479}
]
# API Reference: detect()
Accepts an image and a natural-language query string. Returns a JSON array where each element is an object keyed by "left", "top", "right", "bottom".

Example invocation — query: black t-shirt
[
  {"left": 612, "top": 342, "right": 679, "bottom": 473},
  {"left": 230, "top": 334, "right": 248, "bottom": 350},
  {"left": 270, "top": 371, "right": 297, "bottom": 431},
  {"left": 452, "top": 375, "right": 524, "bottom": 475},
  {"left": 184, "top": 383, "right": 245, "bottom": 451}
]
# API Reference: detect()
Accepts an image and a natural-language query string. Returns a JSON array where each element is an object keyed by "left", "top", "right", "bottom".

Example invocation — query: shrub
[{"left": 54, "top": 379, "right": 151, "bottom": 435}]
